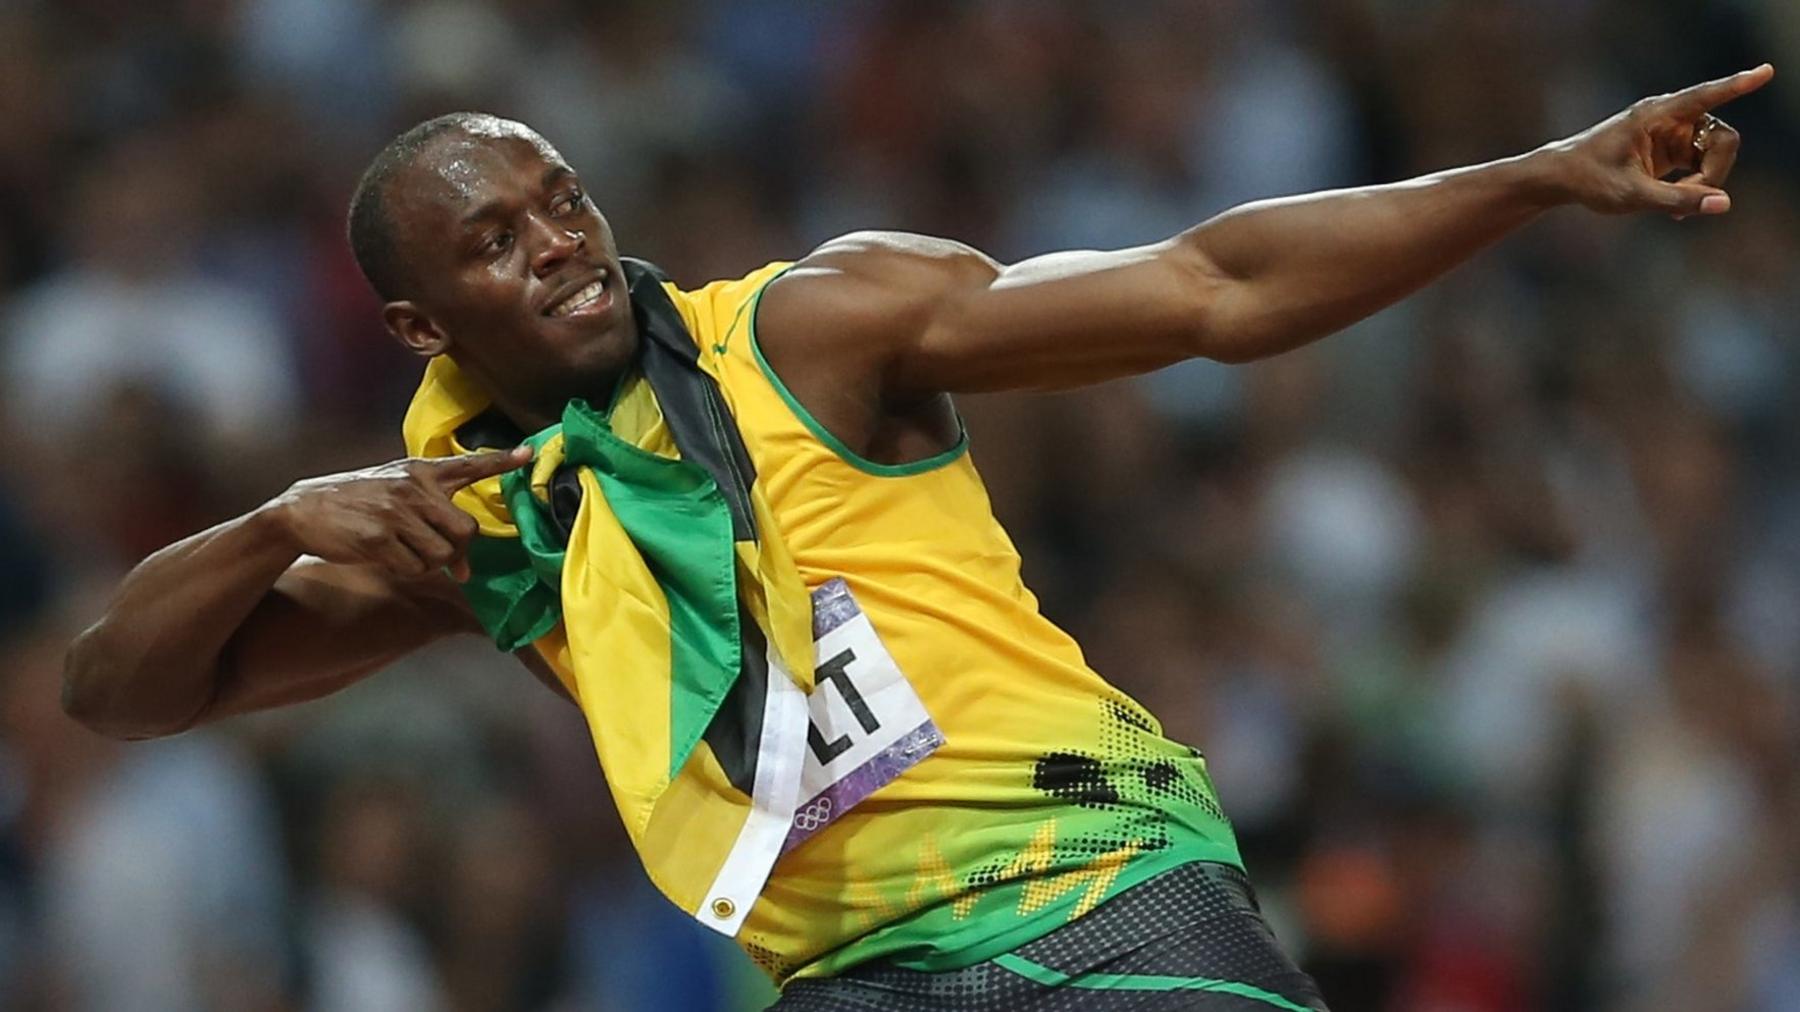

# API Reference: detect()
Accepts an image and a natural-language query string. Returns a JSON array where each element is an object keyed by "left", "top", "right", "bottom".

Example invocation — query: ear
[{"left": 383, "top": 301, "right": 450, "bottom": 358}]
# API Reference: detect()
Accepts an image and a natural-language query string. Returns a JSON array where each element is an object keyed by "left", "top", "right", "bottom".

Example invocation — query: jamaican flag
[{"left": 401, "top": 259, "right": 816, "bottom": 934}]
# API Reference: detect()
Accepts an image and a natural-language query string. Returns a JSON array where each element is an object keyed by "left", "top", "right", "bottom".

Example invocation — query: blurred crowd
[{"left": 2, "top": 1, "right": 1798, "bottom": 1010}]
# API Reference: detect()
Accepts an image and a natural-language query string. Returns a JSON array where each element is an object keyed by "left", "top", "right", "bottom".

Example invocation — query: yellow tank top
[{"left": 667, "top": 263, "right": 1242, "bottom": 981}]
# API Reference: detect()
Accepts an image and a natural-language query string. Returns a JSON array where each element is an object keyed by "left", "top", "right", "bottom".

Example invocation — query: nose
[{"left": 530, "top": 214, "right": 586, "bottom": 278}]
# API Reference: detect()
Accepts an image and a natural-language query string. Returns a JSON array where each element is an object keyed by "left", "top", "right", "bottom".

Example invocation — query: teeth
[{"left": 551, "top": 279, "right": 606, "bottom": 317}]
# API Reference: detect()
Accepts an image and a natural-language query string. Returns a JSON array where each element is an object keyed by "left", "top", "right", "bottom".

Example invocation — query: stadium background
[{"left": 2, "top": 1, "right": 1798, "bottom": 1009}]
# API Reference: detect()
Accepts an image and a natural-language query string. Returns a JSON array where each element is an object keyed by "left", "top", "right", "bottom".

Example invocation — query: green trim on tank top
[{"left": 747, "top": 265, "right": 971, "bottom": 478}]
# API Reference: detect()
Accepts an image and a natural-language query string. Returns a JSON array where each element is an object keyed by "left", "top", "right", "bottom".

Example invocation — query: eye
[
  {"left": 479, "top": 231, "right": 513, "bottom": 257},
  {"left": 552, "top": 188, "right": 584, "bottom": 215}
]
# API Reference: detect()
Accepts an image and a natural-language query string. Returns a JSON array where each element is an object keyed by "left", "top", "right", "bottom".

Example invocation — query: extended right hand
[
  {"left": 1543, "top": 64, "right": 1773, "bottom": 218},
  {"left": 267, "top": 446, "right": 532, "bottom": 581}
]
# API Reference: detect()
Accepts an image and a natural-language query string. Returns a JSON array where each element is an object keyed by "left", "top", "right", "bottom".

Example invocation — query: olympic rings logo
[{"left": 791, "top": 797, "right": 834, "bottom": 832}]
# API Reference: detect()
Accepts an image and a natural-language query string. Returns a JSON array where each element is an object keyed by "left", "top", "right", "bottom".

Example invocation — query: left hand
[{"left": 1543, "top": 64, "right": 1773, "bottom": 218}]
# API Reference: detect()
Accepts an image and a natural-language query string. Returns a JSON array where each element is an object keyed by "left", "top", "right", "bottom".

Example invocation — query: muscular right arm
[{"left": 63, "top": 447, "right": 533, "bottom": 740}]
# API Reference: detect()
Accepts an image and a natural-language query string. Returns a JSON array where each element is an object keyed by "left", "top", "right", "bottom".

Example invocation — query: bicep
[
  {"left": 204, "top": 559, "right": 478, "bottom": 722},
  {"left": 919, "top": 240, "right": 1238, "bottom": 392},
  {"left": 769, "top": 231, "right": 1229, "bottom": 401}
]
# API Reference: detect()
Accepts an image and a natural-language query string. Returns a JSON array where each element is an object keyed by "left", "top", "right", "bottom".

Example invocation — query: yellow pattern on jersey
[{"left": 676, "top": 263, "right": 1243, "bottom": 981}]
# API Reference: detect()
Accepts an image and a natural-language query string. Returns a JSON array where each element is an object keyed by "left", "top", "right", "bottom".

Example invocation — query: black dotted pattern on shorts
[{"left": 767, "top": 863, "right": 1330, "bottom": 1011}]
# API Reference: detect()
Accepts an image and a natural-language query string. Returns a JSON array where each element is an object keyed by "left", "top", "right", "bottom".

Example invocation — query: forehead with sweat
[
  {"left": 346, "top": 112, "right": 568, "bottom": 301},
  {"left": 425, "top": 117, "right": 565, "bottom": 199}
]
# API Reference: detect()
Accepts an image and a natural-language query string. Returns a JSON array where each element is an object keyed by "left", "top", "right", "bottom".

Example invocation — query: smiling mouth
[{"left": 546, "top": 271, "right": 611, "bottom": 318}]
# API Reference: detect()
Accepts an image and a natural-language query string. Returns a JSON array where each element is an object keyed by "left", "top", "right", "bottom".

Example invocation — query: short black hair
[{"left": 345, "top": 112, "right": 498, "bottom": 302}]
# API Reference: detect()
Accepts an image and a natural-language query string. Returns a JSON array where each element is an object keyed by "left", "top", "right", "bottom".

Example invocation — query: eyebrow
[
  {"left": 458, "top": 166, "right": 578, "bottom": 227},
  {"left": 459, "top": 200, "right": 507, "bottom": 228}
]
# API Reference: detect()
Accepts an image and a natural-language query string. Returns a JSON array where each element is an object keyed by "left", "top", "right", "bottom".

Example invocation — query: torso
[{"left": 673, "top": 264, "right": 1243, "bottom": 981}]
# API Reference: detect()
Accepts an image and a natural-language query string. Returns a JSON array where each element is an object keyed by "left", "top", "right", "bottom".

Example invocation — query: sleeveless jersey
[{"left": 648, "top": 262, "right": 1243, "bottom": 983}]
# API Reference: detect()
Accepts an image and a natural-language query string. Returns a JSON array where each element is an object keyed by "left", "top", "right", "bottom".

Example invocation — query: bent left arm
[{"left": 759, "top": 66, "right": 1770, "bottom": 403}]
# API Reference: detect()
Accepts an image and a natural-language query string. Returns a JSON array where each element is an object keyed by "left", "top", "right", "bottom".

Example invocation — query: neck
[
  {"left": 495, "top": 398, "right": 560, "bottom": 435},
  {"left": 483, "top": 361, "right": 635, "bottom": 435}
]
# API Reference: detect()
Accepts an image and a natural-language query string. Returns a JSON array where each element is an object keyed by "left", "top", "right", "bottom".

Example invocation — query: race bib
[{"left": 782, "top": 578, "right": 944, "bottom": 852}]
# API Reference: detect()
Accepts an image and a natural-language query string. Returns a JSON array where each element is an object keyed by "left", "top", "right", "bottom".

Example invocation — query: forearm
[
  {"left": 1184, "top": 149, "right": 1566, "bottom": 362},
  {"left": 64, "top": 450, "right": 529, "bottom": 739},
  {"left": 64, "top": 504, "right": 303, "bottom": 738},
  {"left": 199, "top": 560, "right": 476, "bottom": 723}
]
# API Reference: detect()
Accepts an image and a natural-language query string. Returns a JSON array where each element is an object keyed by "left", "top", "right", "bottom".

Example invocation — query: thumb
[{"left": 1639, "top": 179, "right": 1731, "bottom": 217}]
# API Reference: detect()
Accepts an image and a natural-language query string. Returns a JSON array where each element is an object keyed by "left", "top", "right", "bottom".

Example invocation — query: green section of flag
[
  {"left": 459, "top": 398, "right": 744, "bottom": 781},
  {"left": 561, "top": 399, "right": 741, "bottom": 781}
]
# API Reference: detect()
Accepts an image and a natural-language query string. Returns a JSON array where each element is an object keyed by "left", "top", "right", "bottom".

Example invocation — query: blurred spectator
[
  {"left": 302, "top": 778, "right": 445, "bottom": 1012},
  {"left": 3, "top": 622, "right": 288, "bottom": 1010},
  {"left": 3, "top": 1, "right": 1797, "bottom": 1010},
  {"left": 2, "top": 133, "right": 298, "bottom": 449}
]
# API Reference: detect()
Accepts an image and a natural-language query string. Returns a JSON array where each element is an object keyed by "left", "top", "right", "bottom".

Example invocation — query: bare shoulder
[
  {"left": 757, "top": 231, "right": 997, "bottom": 373},
  {"left": 753, "top": 231, "right": 985, "bottom": 448},
  {"left": 801, "top": 229, "right": 996, "bottom": 267},
  {"left": 769, "top": 231, "right": 999, "bottom": 317}
]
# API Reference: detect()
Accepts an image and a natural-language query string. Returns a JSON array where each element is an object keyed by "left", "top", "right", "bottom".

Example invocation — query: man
[{"left": 65, "top": 65, "right": 1771, "bottom": 1011}]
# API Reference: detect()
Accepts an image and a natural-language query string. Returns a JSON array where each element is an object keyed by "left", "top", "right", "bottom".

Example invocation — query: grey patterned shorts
[{"left": 769, "top": 862, "right": 1330, "bottom": 1011}]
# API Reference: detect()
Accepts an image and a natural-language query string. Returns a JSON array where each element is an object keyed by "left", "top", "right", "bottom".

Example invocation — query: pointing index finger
[
  {"left": 427, "top": 445, "right": 534, "bottom": 491},
  {"left": 1672, "top": 64, "right": 1775, "bottom": 114}
]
